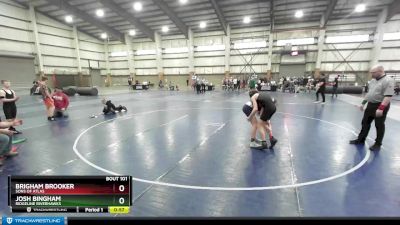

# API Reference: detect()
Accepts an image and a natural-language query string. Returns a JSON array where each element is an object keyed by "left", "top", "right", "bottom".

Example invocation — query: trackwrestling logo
[{"left": 2, "top": 217, "right": 64, "bottom": 225}]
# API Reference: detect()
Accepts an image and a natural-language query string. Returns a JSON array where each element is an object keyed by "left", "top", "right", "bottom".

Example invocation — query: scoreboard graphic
[{"left": 8, "top": 176, "right": 132, "bottom": 214}]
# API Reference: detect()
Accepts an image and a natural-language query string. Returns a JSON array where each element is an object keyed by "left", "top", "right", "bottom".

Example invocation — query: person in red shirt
[{"left": 52, "top": 87, "right": 70, "bottom": 118}]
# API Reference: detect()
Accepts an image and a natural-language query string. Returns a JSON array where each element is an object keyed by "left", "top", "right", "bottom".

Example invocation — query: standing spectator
[
  {"left": 128, "top": 77, "right": 132, "bottom": 86},
  {"left": 196, "top": 80, "right": 201, "bottom": 94},
  {"left": 0, "top": 80, "right": 21, "bottom": 134},
  {"left": 332, "top": 75, "right": 339, "bottom": 97},
  {"left": 30, "top": 81, "right": 40, "bottom": 95}
]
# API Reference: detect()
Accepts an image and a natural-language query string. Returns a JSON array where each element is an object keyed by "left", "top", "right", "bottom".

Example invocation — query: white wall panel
[
  {"left": 109, "top": 44, "right": 128, "bottom": 52},
  {"left": 79, "top": 51, "right": 104, "bottom": 61},
  {"left": 321, "top": 62, "right": 370, "bottom": 71},
  {"left": 323, "top": 42, "right": 373, "bottom": 49},
  {"left": 163, "top": 53, "right": 188, "bottom": 58},
  {"left": 162, "top": 39, "right": 187, "bottom": 48},
  {"left": 194, "top": 57, "right": 224, "bottom": 66},
  {"left": 35, "top": 13, "right": 71, "bottom": 30},
  {"left": 0, "top": 26, "right": 32, "bottom": 42},
  {"left": 326, "top": 23, "right": 376, "bottom": 32},
  {"left": 164, "top": 67, "right": 188, "bottom": 75},
  {"left": 110, "top": 61, "right": 128, "bottom": 69},
  {"left": 135, "top": 60, "right": 156, "bottom": 68},
  {"left": 39, "top": 33, "right": 73, "bottom": 47},
  {"left": 110, "top": 69, "right": 129, "bottom": 75},
  {"left": 136, "top": 68, "right": 157, "bottom": 75},
  {"left": 43, "top": 56, "right": 76, "bottom": 67},
  {"left": 380, "top": 49, "right": 400, "bottom": 60},
  {"left": 41, "top": 45, "right": 75, "bottom": 57},
  {"left": 382, "top": 40, "right": 400, "bottom": 48},
  {"left": 0, "top": 40, "right": 34, "bottom": 53},
  {"left": 194, "top": 51, "right": 224, "bottom": 57},
  {"left": 135, "top": 55, "right": 156, "bottom": 60},
  {"left": 322, "top": 50, "right": 371, "bottom": 61},
  {"left": 38, "top": 24, "right": 72, "bottom": 38},
  {"left": 380, "top": 62, "right": 400, "bottom": 71},
  {"left": 163, "top": 58, "right": 188, "bottom": 67},
  {"left": 0, "top": 15, "right": 30, "bottom": 30},
  {"left": 194, "top": 36, "right": 224, "bottom": 46},
  {"left": 0, "top": 1, "right": 29, "bottom": 20},
  {"left": 79, "top": 41, "right": 104, "bottom": 52}
]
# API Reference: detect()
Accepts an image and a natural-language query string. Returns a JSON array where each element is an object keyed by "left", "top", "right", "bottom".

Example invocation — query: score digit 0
[
  {"left": 119, "top": 185, "right": 125, "bottom": 192},
  {"left": 119, "top": 197, "right": 125, "bottom": 205}
]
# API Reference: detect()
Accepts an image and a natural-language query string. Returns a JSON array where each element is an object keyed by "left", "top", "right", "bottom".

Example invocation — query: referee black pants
[
  {"left": 358, "top": 102, "right": 390, "bottom": 145},
  {"left": 316, "top": 88, "right": 325, "bottom": 102}
]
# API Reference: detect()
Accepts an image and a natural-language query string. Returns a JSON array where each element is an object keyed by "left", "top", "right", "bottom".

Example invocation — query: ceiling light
[
  {"left": 96, "top": 9, "right": 104, "bottom": 17},
  {"left": 101, "top": 33, "right": 107, "bottom": 39},
  {"left": 133, "top": 2, "right": 143, "bottom": 11},
  {"left": 162, "top": 26, "right": 169, "bottom": 33},
  {"left": 354, "top": 4, "right": 366, "bottom": 13},
  {"left": 243, "top": 16, "right": 251, "bottom": 24},
  {"left": 65, "top": 15, "right": 73, "bottom": 23},
  {"left": 179, "top": 0, "right": 188, "bottom": 4},
  {"left": 129, "top": 30, "right": 136, "bottom": 36},
  {"left": 295, "top": 10, "right": 303, "bottom": 18},
  {"left": 199, "top": 21, "right": 207, "bottom": 29}
]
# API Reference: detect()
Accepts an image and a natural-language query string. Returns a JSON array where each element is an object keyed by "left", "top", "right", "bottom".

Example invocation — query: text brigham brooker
[
  {"left": 15, "top": 183, "right": 75, "bottom": 189},
  {"left": 16, "top": 196, "right": 62, "bottom": 202}
]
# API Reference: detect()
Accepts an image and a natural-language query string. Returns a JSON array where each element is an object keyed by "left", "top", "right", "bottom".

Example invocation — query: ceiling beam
[
  {"left": 270, "top": 0, "right": 274, "bottom": 31},
  {"left": 99, "top": 0, "right": 155, "bottom": 41},
  {"left": 46, "top": 0, "right": 124, "bottom": 41},
  {"left": 152, "top": 0, "right": 188, "bottom": 38},
  {"left": 320, "top": 0, "right": 338, "bottom": 28},
  {"left": 210, "top": 0, "right": 228, "bottom": 35},
  {"left": 385, "top": 0, "right": 400, "bottom": 22}
]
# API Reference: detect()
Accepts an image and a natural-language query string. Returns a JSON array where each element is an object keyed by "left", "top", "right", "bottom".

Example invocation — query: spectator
[{"left": 52, "top": 87, "right": 70, "bottom": 118}]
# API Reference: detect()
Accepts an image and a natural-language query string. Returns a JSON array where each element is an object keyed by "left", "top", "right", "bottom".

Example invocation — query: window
[
  {"left": 110, "top": 51, "right": 129, "bottom": 57},
  {"left": 195, "top": 44, "right": 225, "bottom": 52},
  {"left": 233, "top": 41, "right": 267, "bottom": 49},
  {"left": 136, "top": 49, "right": 157, "bottom": 55},
  {"left": 276, "top": 38, "right": 314, "bottom": 46},
  {"left": 387, "top": 73, "right": 400, "bottom": 81},
  {"left": 325, "top": 34, "right": 370, "bottom": 43},
  {"left": 164, "top": 47, "right": 189, "bottom": 54},
  {"left": 383, "top": 32, "right": 400, "bottom": 41}
]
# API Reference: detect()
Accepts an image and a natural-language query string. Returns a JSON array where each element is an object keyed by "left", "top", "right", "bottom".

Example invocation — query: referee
[{"left": 349, "top": 65, "right": 395, "bottom": 151}]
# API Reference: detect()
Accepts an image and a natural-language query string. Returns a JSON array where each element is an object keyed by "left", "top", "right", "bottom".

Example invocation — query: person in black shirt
[
  {"left": 314, "top": 73, "right": 326, "bottom": 104},
  {"left": 0, "top": 80, "right": 21, "bottom": 134},
  {"left": 247, "top": 90, "right": 278, "bottom": 149},
  {"left": 332, "top": 75, "right": 339, "bottom": 97},
  {"left": 102, "top": 98, "right": 127, "bottom": 115}
]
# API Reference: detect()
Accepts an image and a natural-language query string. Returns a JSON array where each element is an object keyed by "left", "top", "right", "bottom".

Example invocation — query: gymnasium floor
[{"left": 1, "top": 88, "right": 400, "bottom": 217}]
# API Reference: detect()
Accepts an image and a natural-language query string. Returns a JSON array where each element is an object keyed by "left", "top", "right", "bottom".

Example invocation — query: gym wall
[{"left": 1, "top": 0, "right": 400, "bottom": 87}]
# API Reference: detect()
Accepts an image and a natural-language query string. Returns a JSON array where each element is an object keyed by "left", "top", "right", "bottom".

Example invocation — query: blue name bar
[{"left": 2, "top": 217, "right": 65, "bottom": 225}]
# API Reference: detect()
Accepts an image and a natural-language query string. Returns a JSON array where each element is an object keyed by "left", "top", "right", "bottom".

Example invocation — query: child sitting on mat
[{"left": 101, "top": 98, "right": 127, "bottom": 115}]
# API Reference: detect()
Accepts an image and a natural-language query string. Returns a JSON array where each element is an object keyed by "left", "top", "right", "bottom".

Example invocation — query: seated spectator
[
  {"left": 52, "top": 87, "right": 70, "bottom": 118},
  {"left": 395, "top": 85, "right": 400, "bottom": 95},
  {"left": 0, "top": 119, "right": 23, "bottom": 166}
]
